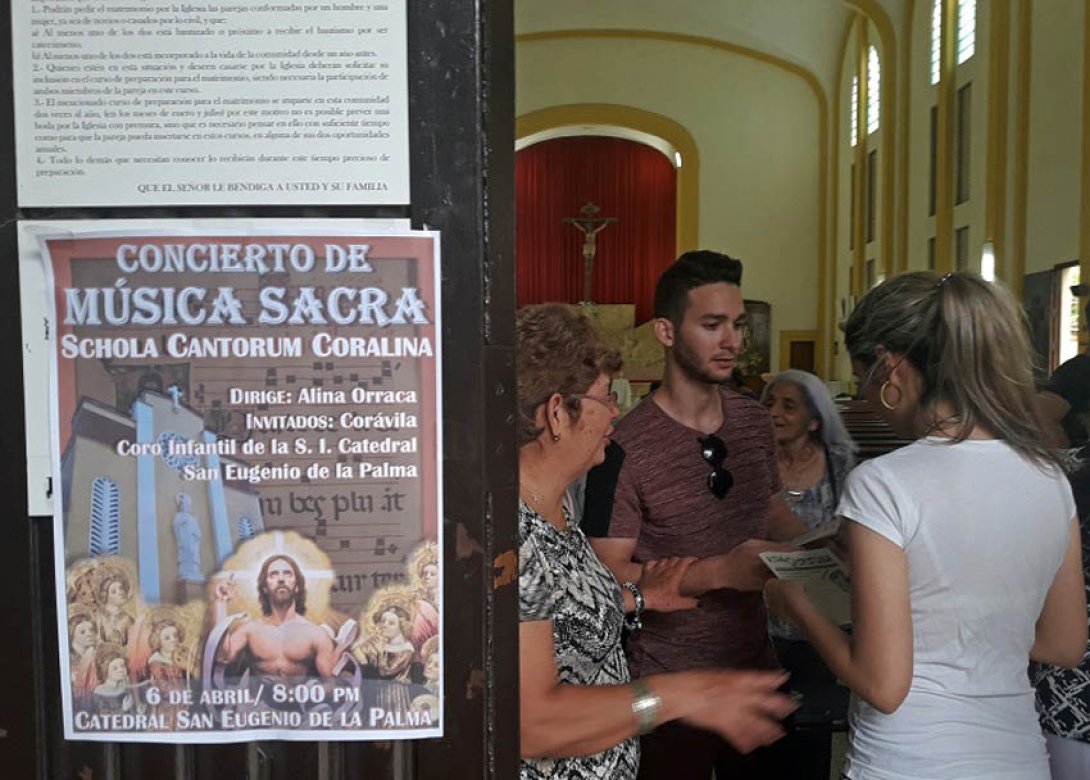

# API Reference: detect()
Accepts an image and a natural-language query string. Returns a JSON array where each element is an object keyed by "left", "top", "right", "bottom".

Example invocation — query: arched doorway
[{"left": 515, "top": 133, "right": 678, "bottom": 322}]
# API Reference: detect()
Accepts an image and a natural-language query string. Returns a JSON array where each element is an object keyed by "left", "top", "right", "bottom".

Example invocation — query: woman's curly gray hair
[{"left": 516, "top": 304, "right": 621, "bottom": 446}]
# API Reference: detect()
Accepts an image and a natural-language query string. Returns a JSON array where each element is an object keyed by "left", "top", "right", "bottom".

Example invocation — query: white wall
[{"left": 517, "top": 36, "right": 822, "bottom": 371}]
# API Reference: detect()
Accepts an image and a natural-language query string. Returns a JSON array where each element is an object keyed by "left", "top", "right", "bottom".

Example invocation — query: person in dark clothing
[{"left": 1034, "top": 303, "right": 1090, "bottom": 779}]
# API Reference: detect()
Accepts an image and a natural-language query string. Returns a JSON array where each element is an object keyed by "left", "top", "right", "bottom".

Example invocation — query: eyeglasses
[
  {"left": 569, "top": 392, "right": 619, "bottom": 413},
  {"left": 699, "top": 434, "right": 734, "bottom": 499}
]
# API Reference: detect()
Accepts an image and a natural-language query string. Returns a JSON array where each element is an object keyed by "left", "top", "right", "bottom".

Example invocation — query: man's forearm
[
  {"left": 679, "top": 554, "right": 762, "bottom": 595},
  {"left": 681, "top": 541, "right": 781, "bottom": 594},
  {"left": 603, "top": 551, "right": 766, "bottom": 598},
  {"left": 595, "top": 540, "right": 769, "bottom": 603},
  {"left": 678, "top": 556, "right": 725, "bottom": 596}
]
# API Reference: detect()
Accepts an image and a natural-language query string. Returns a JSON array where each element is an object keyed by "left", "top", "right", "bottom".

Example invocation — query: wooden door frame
[{"left": 778, "top": 330, "right": 819, "bottom": 373}]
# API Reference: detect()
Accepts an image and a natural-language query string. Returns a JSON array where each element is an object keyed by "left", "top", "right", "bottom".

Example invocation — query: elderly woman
[
  {"left": 761, "top": 369, "right": 856, "bottom": 530},
  {"left": 761, "top": 369, "right": 857, "bottom": 778},
  {"left": 765, "top": 272, "right": 1087, "bottom": 780},
  {"left": 517, "top": 303, "right": 794, "bottom": 780}
]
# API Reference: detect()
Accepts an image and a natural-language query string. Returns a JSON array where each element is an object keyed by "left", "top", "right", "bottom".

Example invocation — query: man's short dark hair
[
  {"left": 653, "top": 250, "right": 744, "bottom": 325},
  {"left": 257, "top": 555, "right": 307, "bottom": 616}
]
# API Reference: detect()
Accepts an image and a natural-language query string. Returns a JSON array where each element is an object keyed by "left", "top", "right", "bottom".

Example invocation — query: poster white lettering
[
  {"left": 32, "top": 222, "right": 441, "bottom": 741},
  {"left": 12, "top": 1, "right": 409, "bottom": 206}
]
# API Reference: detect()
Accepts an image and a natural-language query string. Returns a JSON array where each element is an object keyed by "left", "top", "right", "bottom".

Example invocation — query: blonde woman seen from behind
[{"left": 765, "top": 272, "right": 1087, "bottom": 780}]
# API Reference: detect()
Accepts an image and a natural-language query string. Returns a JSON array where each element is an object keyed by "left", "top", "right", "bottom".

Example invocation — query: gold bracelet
[{"left": 629, "top": 678, "right": 661, "bottom": 735}]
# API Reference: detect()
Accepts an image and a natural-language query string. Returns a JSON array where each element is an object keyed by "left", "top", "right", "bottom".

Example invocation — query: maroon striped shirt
[{"left": 583, "top": 387, "right": 780, "bottom": 675}]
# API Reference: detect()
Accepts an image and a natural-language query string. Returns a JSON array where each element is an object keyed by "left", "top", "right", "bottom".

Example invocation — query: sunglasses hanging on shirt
[{"left": 699, "top": 434, "right": 734, "bottom": 499}]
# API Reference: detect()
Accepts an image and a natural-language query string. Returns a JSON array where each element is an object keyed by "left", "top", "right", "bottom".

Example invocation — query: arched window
[
  {"left": 88, "top": 477, "right": 121, "bottom": 556},
  {"left": 867, "top": 46, "right": 881, "bottom": 134},
  {"left": 933, "top": 0, "right": 977, "bottom": 83},
  {"left": 930, "top": 0, "right": 942, "bottom": 85},
  {"left": 850, "top": 75, "right": 859, "bottom": 147},
  {"left": 957, "top": 0, "right": 976, "bottom": 64},
  {"left": 237, "top": 516, "right": 256, "bottom": 542}
]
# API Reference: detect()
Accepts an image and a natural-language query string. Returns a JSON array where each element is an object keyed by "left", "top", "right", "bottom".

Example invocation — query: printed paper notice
[
  {"left": 760, "top": 549, "right": 852, "bottom": 627},
  {"left": 12, "top": 1, "right": 409, "bottom": 206}
]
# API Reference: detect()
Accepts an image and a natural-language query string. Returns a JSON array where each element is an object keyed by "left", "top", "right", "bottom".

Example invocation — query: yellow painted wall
[
  {"left": 901, "top": 0, "right": 991, "bottom": 277},
  {"left": 517, "top": 36, "right": 822, "bottom": 372},
  {"left": 518, "top": 4, "right": 1090, "bottom": 374},
  {"left": 1025, "top": 0, "right": 1085, "bottom": 274},
  {"left": 906, "top": 0, "right": 935, "bottom": 272},
  {"left": 951, "top": 0, "right": 990, "bottom": 275},
  {"left": 834, "top": 21, "right": 861, "bottom": 381}
]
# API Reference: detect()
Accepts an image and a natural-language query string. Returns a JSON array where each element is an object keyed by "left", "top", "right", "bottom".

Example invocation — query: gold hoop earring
[{"left": 879, "top": 381, "right": 901, "bottom": 411}]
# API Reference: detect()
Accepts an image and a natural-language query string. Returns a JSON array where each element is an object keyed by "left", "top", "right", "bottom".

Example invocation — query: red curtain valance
[{"left": 515, "top": 136, "right": 677, "bottom": 324}]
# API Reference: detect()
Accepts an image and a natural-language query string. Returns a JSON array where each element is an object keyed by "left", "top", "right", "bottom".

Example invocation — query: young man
[{"left": 582, "top": 250, "right": 805, "bottom": 779}]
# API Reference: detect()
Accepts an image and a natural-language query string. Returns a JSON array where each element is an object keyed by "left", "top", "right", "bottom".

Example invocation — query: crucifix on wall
[{"left": 563, "top": 202, "right": 618, "bottom": 302}]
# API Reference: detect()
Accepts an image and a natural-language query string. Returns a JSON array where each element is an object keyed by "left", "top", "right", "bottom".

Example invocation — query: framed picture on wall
[{"left": 737, "top": 300, "right": 771, "bottom": 377}]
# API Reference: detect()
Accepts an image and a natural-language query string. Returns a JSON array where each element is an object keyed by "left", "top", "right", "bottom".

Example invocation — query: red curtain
[{"left": 515, "top": 136, "right": 677, "bottom": 324}]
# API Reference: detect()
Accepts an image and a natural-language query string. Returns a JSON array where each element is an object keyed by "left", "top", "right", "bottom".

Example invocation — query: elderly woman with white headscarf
[{"left": 761, "top": 369, "right": 857, "bottom": 532}]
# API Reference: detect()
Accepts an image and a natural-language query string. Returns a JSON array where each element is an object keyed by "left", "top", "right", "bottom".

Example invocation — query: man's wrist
[{"left": 715, "top": 552, "right": 743, "bottom": 590}]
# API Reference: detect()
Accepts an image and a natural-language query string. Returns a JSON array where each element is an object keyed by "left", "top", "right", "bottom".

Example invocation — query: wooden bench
[{"left": 838, "top": 399, "right": 912, "bottom": 460}]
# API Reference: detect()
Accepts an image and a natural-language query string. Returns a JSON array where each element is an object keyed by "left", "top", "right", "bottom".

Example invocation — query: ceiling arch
[
  {"left": 516, "top": 104, "right": 700, "bottom": 252},
  {"left": 516, "top": 125, "right": 681, "bottom": 166},
  {"left": 515, "top": 0, "right": 904, "bottom": 96}
]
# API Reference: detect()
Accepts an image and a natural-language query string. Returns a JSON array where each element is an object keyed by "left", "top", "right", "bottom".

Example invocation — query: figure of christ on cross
[{"left": 563, "top": 202, "right": 618, "bottom": 302}]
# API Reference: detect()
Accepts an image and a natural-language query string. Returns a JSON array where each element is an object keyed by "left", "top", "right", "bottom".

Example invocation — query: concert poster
[{"left": 29, "top": 222, "right": 442, "bottom": 742}]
